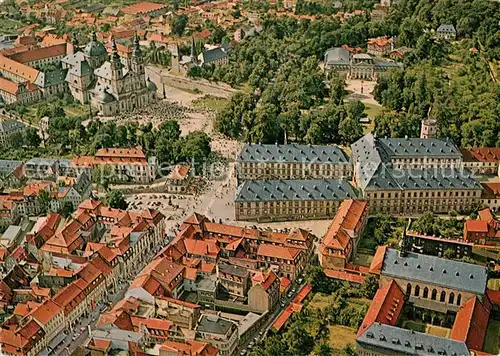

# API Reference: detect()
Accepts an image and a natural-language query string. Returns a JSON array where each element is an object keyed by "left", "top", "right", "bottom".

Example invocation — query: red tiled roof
[
  {"left": 291, "top": 284, "right": 312, "bottom": 304},
  {"left": 368, "top": 36, "right": 392, "bottom": 48},
  {"left": 357, "top": 279, "right": 404, "bottom": 336},
  {"left": 487, "top": 290, "right": 500, "bottom": 305},
  {"left": 0, "top": 54, "right": 40, "bottom": 82},
  {"left": 257, "top": 244, "right": 301, "bottom": 261},
  {"left": 87, "top": 338, "right": 111, "bottom": 352},
  {"left": 122, "top": 1, "right": 168, "bottom": 15},
  {"left": 322, "top": 199, "right": 367, "bottom": 252},
  {"left": 30, "top": 300, "right": 62, "bottom": 326},
  {"left": 369, "top": 245, "right": 387, "bottom": 274},
  {"left": 9, "top": 43, "right": 68, "bottom": 64},
  {"left": 273, "top": 302, "right": 303, "bottom": 331},
  {"left": 324, "top": 269, "right": 365, "bottom": 284},
  {"left": 280, "top": 276, "right": 291, "bottom": 292},
  {"left": 160, "top": 340, "right": 218, "bottom": 356},
  {"left": 461, "top": 148, "right": 500, "bottom": 163},
  {"left": 465, "top": 220, "right": 489, "bottom": 233},
  {"left": 451, "top": 296, "right": 491, "bottom": 350},
  {"left": 168, "top": 164, "right": 190, "bottom": 180}
]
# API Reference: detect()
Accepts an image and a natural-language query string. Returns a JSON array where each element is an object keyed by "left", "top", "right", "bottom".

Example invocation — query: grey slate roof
[
  {"left": 199, "top": 47, "right": 227, "bottom": 64},
  {"left": 94, "top": 61, "right": 129, "bottom": 81},
  {"left": 437, "top": 24, "right": 456, "bottom": 33},
  {"left": 62, "top": 51, "right": 86, "bottom": 67},
  {"left": 381, "top": 248, "right": 487, "bottom": 295},
  {"left": 364, "top": 167, "right": 482, "bottom": 191},
  {"left": 67, "top": 59, "right": 92, "bottom": 78},
  {"left": 197, "top": 315, "right": 236, "bottom": 335},
  {"left": 218, "top": 263, "right": 248, "bottom": 278},
  {"left": 357, "top": 322, "right": 470, "bottom": 356},
  {"left": 235, "top": 179, "right": 358, "bottom": 202},
  {"left": 377, "top": 137, "right": 461, "bottom": 158},
  {"left": 351, "top": 134, "right": 469, "bottom": 191},
  {"left": 25, "top": 157, "right": 57, "bottom": 167},
  {"left": 35, "top": 68, "right": 68, "bottom": 88},
  {"left": 73, "top": 172, "right": 91, "bottom": 195},
  {"left": 324, "top": 47, "right": 350, "bottom": 65},
  {"left": 237, "top": 143, "right": 350, "bottom": 164},
  {"left": 0, "top": 119, "right": 25, "bottom": 134},
  {"left": 0, "top": 159, "right": 23, "bottom": 173}
]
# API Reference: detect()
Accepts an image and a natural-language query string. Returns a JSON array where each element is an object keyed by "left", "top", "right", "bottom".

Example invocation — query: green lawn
[
  {"left": 192, "top": 95, "right": 229, "bottom": 113},
  {"left": 403, "top": 320, "right": 426, "bottom": 333},
  {"left": 348, "top": 298, "right": 371, "bottom": 311},
  {"left": 352, "top": 252, "right": 374, "bottom": 267},
  {"left": 328, "top": 325, "right": 357, "bottom": 351},
  {"left": 484, "top": 319, "right": 500, "bottom": 355},
  {"left": 308, "top": 293, "right": 333, "bottom": 310},
  {"left": 0, "top": 17, "right": 27, "bottom": 35},
  {"left": 364, "top": 103, "right": 383, "bottom": 119}
]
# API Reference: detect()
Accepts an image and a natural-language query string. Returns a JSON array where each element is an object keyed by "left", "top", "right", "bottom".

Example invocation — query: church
[{"left": 62, "top": 32, "right": 157, "bottom": 116}]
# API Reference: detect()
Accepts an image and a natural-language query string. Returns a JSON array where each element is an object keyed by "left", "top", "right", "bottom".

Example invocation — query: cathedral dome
[
  {"left": 84, "top": 32, "right": 107, "bottom": 57},
  {"left": 146, "top": 79, "right": 157, "bottom": 92},
  {"left": 97, "top": 90, "right": 115, "bottom": 103}
]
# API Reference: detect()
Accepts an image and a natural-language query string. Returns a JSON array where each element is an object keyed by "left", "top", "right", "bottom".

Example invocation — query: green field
[
  {"left": 352, "top": 252, "right": 373, "bottom": 267},
  {"left": 484, "top": 319, "right": 500, "bottom": 355},
  {"left": 192, "top": 95, "right": 229, "bottom": 112},
  {"left": 308, "top": 292, "right": 333, "bottom": 310},
  {"left": 403, "top": 320, "right": 426, "bottom": 332},
  {"left": 0, "top": 17, "right": 27, "bottom": 35},
  {"left": 328, "top": 325, "right": 357, "bottom": 351},
  {"left": 403, "top": 320, "right": 451, "bottom": 338}
]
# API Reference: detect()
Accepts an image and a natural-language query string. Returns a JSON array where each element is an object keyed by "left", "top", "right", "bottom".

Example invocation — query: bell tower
[
  {"left": 110, "top": 38, "right": 123, "bottom": 80},
  {"left": 131, "top": 33, "right": 144, "bottom": 73}
]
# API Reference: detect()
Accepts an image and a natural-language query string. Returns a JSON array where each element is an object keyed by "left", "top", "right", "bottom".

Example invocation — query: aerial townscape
[{"left": 0, "top": 0, "right": 499, "bottom": 355}]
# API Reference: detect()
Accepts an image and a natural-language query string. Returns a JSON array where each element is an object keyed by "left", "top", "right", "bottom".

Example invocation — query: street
[{"left": 59, "top": 247, "right": 162, "bottom": 355}]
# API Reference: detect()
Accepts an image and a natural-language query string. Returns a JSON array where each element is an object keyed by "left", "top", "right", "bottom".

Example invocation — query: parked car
[{"left": 240, "top": 350, "right": 247, "bottom": 355}]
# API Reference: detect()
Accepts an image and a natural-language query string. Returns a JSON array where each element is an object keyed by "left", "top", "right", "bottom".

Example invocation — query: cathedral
[{"left": 61, "top": 32, "right": 157, "bottom": 116}]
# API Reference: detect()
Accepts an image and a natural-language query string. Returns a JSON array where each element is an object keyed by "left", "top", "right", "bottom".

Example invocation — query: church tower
[
  {"left": 190, "top": 37, "right": 198, "bottom": 65},
  {"left": 110, "top": 38, "right": 124, "bottom": 81},
  {"left": 131, "top": 33, "right": 144, "bottom": 73}
]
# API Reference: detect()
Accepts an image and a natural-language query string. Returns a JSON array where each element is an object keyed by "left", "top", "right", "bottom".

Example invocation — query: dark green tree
[{"left": 106, "top": 190, "right": 128, "bottom": 210}]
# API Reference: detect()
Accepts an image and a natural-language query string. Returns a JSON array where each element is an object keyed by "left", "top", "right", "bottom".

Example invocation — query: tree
[
  {"left": 361, "top": 274, "right": 379, "bottom": 299},
  {"left": 172, "top": 14, "right": 188, "bottom": 36},
  {"left": 307, "top": 266, "right": 339, "bottom": 294},
  {"left": 8, "top": 131, "right": 24, "bottom": 149},
  {"left": 314, "top": 343, "right": 333, "bottom": 356},
  {"left": 339, "top": 116, "right": 363, "bottom": 145},
  {"left": 37, "top": 190, "right": 52, "bottom": 215},
  {"left": 106, "top": 190, "right": 128, "bottom": 210},
  {"left": 23, "top": 127, "right": 41, "bottom": 148},
  {"left": 58, "top": 201, "right": 74, "bottom": 218},
  {"left": 443, "top": 248, "right": 456, "bottom": 260},
  {"left": 343, "top": 343, "right": 357, "bottom": 356},
  {"left": 328, "top": 71, "right": 346, "bottom": 105},
  {"left": 180, "top": 132, "right": 212, "bottom": 173},
  {"left": 285, "top": 324, "right": 314, "bottom": 356},
  {"left": 92, "top": 165, "right": 113, "bottom": 191}
]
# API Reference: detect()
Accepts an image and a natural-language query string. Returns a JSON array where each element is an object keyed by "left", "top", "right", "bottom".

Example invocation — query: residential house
[
  {"left": 195, "top": 315, "right": 238, "bottom": 356},
  {"left": 436, "top": 24, "right": 456, "bottom": 40},
  {"left": 461, "top": 148, "right": 500, "bottom": 176},
  {"left": 248, "top": 270, "right": 280, "bottom": 313}
]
